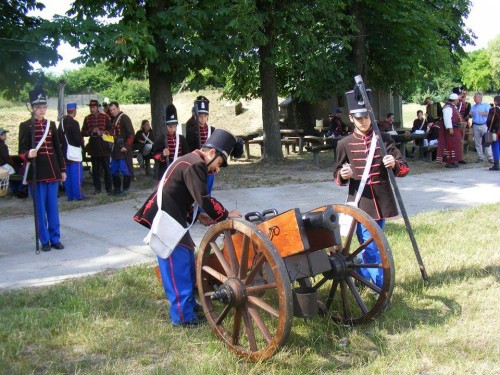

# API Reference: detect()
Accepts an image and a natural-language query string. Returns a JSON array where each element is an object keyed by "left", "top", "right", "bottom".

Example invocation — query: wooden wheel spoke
[
  {"left": 345, "top": 277, "right": 368, "bottom": 314},
  {"left": 342, "top": 217, "right": 358, "bottom": 254},
  {"left": 247, "top": 296, "right": 279, "bottom": 318},
  {"left": 246, "top": 283, "right": 277, "bottom": 294},
  {"left": 224, "top": 229, "right": 240, "bottom": 275},
  {"left": 243, "top": 253, "right": 265, "bottom": 285},
  {"left": 202, "top": 265, "right": 229, "bottom": 284},
  {"left": 238, "top": 236, "right": 250, "bottom": 279},
  {"left": 325, "top": 280, "right": 339, "bottom": 311},
  {"left": 346, "top": 237, "right": 374, "bottom": 261},
  {"left": 210, "top": 241, "right": 234, "bottom": 278},
  {"left": 340, "top": 281, "right": 351, "bottom": 320},
  {"left": 248, "top": 305, "right": 273, "bottom": 344},
  {"left": 350, "top": 271, "right": 381, "bottom": 294},
  {"left": 215, "top": 305, "right": 232, "bottom": 325},
  {"left": 231, "top": 308, "right": 242, "bottom": 345},
  {"left": 313, "top": 276, "right": 328, "bottom": 290},
  {"left": 241, "top": 308, "right": 258, "bottom": 351}
]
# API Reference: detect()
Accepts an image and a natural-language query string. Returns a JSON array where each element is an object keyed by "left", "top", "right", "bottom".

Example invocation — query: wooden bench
[
  {"left": 306, "top": 144, "right": 336, "bottom": 166},
  {"left": 418, "top": 145, "right": 438, "bottom": 162},
  {"left": 248, "top": 137, "right": 299, "bottom": 156}
]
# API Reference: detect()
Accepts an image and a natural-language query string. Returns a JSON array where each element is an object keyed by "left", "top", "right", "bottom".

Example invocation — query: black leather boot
[
  {"left": 123, "top": 175, "right": 131, "bottom": 193},
  {"left": 112, "top": 175, "right": 122, "bottom": 195}
]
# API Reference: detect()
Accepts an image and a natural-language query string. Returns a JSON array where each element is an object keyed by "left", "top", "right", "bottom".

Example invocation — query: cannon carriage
[{"left": 196, "top": 204, "right": 395, "bottom": 361}]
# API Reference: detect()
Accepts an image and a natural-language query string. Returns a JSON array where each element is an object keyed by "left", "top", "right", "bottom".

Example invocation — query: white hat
[{"left": 449, "top": 93, "right": 459, "bottom": 100}]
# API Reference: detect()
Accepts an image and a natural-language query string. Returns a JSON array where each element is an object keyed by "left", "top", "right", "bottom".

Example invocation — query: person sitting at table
[
  {"left": 411, "top": 110, "right": 428, "bottom": 134},
  {"left": 379, "top": 113, "right": 397, "bottom": 135},
  {"left": 326, "top": 108, "right": 350, "bottom": 137}
]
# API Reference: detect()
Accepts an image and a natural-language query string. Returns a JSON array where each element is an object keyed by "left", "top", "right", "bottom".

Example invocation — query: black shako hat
[
  {"left": 165, "top": 104, "right": 178, "bottom": 125},
  {"left": 345, "top": 88, "right": 372, "bottom": 118},
  {"left": 29, "top": 84, "right": 47, "bottom": 106},
  {"left": 195, "top": 96, "right": 209, "bottom": 114},
  {"left": 452, "top": 87, "right": 462, "bottom": 95},
  {"left": 203, "top": 129, "right": 243, "bottom": 167}
]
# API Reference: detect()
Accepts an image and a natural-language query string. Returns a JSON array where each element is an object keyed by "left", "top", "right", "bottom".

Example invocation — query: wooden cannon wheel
[
  {"left": 311, "top": 204, "right": 395, "bottom": 325},
  {"left": 196, "top": 219, "right": 293, "bottom": 361}
]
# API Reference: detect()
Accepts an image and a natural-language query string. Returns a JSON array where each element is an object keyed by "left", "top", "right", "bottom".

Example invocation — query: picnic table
[
  {"left": 280, "top": 129, "right": 305, "bottom": 153},
  {"left": 390, "top": 132, "right": 426, "bottom": 159}
]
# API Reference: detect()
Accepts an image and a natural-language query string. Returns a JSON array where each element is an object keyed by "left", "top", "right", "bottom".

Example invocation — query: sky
[{"left": 32, "top": 0, "right": 500, "bottom": 75}]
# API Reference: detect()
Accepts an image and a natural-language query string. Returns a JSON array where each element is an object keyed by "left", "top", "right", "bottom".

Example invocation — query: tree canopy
[{"left": 0, "top": 0, "right": 60, "bottom": 98}]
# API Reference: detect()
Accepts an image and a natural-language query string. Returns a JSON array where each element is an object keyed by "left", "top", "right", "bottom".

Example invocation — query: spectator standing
[
  {"left": 19, "top": 86, "right": 66, "bottom": 251},
  {"left": 486, "top": 95, "right": 500, "bottom": 171},
  {"left": 82, "top": 99, "right": 113, "bottom": 195},
  {"left": 186, "top": 96, "right": 216, "bottom": 194},
  {"left": 334, "top": 89, "right": 409, "bottom": 287},
  {"left": 436, "top": 93, "right": 466, "bottom": 168},
  {"left": 152, "top": 104, "right": 189, "bottom": 180},
  {"left": 453, "top": 87, "right": 471, "bottom": 120},
  {"left": 185, "top": 106, "right": 197, "bottom": 130},
  {"left": 134, "top": 129, "right": 243, "bottom": 326},
  {"left": 58, "top": 103, "right": 85, "bottom": 201},
  {"left": 109, "top": 102, "right": 135, "bottom": 195},
  {"left": 379, "top": 113, "right": 397, "bottom": 134},
  {"left": 469, "top": 92, "right": 493, "bottom": 163},
  {"left": 134, "top": 119, "right": 154, "bottom": 175},
  {"left": 424, "top": 97, "right": 443, "bottom": 124}
]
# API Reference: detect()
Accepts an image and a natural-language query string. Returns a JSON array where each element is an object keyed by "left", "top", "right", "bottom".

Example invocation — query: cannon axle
[{"left": 210, "top": 278, "right": 247, "bottom": 307}]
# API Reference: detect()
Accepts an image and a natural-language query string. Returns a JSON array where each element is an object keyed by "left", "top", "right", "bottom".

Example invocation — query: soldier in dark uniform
[
  {"left": 58, "top": 102, "right": 85, "bottom": 201},
  {"left": 134, "top": 129, "right": 243, "bottom": 326},
  {"left": 108, "top": 101, "right": 135, "bottom": 195},
  {"left": 186, "top": 96, "right": 216, "bottom": 194},
  {"left": 334, "top": 89, "right": 409, "bottom": 287},
  {"left": 19, "top": 86, "right": 66, "bottom": 251},
  {"left": 81, "top": 99, "right": 113, "bottom": 195},
  {"left": 152, "top": 104, "right": 189, "bottom": 180},
  {"left": 424, "top": 97, "right": 443, "bottom": 124}
]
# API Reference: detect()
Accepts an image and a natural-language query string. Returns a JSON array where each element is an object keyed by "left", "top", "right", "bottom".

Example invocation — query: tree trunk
[
  {"left": 146, "top": 0, "right": 172, "bottom": 138},
  {"left": 259, "top": 17, "right": 283, "bottom": 163},
  {"left": 148, "top": 61, "right": 172, "bottom": 138},
  {"left": 350, "top": 2, "right": 368, "bottom": 80}
]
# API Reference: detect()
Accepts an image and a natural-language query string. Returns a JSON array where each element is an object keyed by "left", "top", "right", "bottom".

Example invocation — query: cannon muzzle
[{"left": 301, "top": 206, "right": 339, "bottom": 232}]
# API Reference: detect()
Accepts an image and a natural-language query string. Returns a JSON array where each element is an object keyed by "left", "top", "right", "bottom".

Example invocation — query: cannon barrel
[{"left": 301, "top": 206, "right": 339, "bottom": 233}]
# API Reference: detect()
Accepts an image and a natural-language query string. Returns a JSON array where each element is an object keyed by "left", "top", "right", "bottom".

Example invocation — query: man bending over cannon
[
  {"left": 334, "top": 89, "right": 409, "bottom": 288},
  {"left": 134, "top": 129, "right": 243, "bottom": 327}
]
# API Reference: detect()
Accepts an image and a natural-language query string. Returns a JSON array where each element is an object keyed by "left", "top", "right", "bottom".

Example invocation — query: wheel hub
[
  {"left": 323, "top": 253, "right": 349, "bottom": 281},
  {"left": 210, "top": 277, "right": 247, "bottom": 307}
]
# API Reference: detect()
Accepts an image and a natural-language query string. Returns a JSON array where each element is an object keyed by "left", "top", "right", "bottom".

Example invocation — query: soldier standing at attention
[
  {"left": 82, "top": 99, "right": 113, "bottom": 195},
  {"left": 186, "top": 96, "right": 216, "bottom": 194},
  {"left": 108, "top": 101, "right": 135, "bottom": 195},
  {"left": 58, "top": 102, "right": 85, "bottom": 201},
  {"left": 334, "top": 89, "right": 409, "bottom": 287},
  {"left": 19, "top": 85, "right": 66, "bottom": 251},
  {"left": 152, "top": 104, "right": 189, "bottom": 180}
]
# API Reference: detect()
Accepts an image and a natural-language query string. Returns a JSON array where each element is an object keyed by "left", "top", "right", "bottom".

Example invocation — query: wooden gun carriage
[{"left": 196, "top": 204, "right": 395, "bottom": 361}]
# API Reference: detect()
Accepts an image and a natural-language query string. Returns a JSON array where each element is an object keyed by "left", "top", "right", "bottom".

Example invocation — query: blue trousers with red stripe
[
  {"left": 157, "top": 244, "right": 197, "bottom": 325},
  {"left": 64, "top": 162, "right": 84, "bottom": 200},
  {"left": 28, "top": 181, "right": 61, "bottom": 246},
  {"left": 356, "top": 219, "right": 385, "bottom": 288}
]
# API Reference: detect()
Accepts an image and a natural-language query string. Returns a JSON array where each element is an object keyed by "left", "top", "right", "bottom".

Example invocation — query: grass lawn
[{"left": 1, "top": 203, "right": 499, "bottom": 374}]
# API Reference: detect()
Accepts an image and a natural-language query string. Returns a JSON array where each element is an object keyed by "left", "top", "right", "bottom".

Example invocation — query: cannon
[{"left": 196, "top": 204, "right": 394, "bottom": 361}]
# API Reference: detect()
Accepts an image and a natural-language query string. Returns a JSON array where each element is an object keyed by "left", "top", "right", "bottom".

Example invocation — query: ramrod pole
[{"left": 354, "top": 75, "right": 428, "bottom": 281}]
